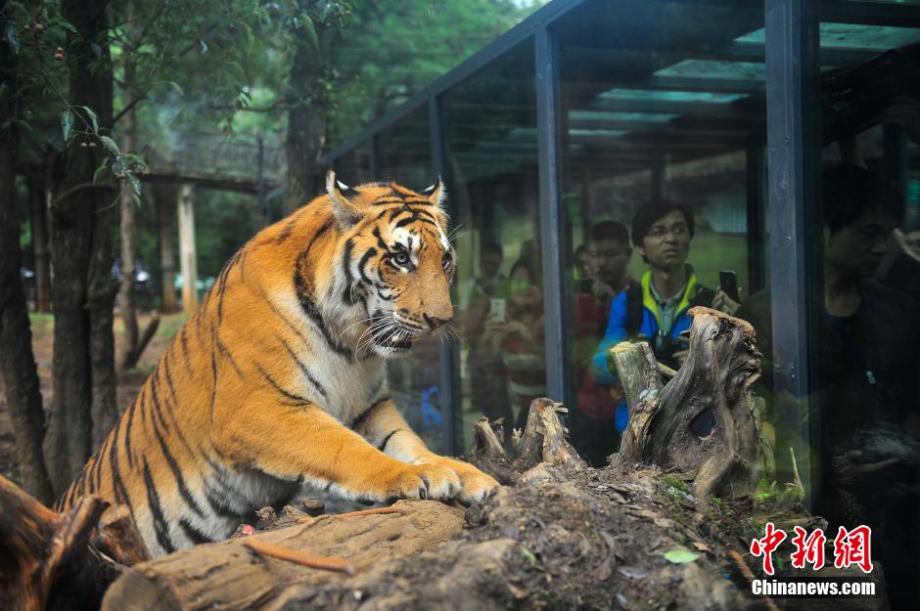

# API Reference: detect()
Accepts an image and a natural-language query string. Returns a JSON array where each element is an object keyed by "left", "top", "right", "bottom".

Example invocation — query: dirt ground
[{"left": 0, "top": 311, "right": 180, "bottom": 486}]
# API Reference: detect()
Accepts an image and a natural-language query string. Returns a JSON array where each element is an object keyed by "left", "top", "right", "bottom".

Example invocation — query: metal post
[
  {"left": 765, "top": 0, "right": 821, "bottom": 507},
  {"left": 535, "top": 26, "right": 567, "bottom": 403},
  {"left": 429, "top": 95, "right": 459, "bottom": 456}
]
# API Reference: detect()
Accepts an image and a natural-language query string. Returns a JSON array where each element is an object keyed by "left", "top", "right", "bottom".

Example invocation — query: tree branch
[{"left": 113, "top": 95, "right": 147, "bottom": 126}]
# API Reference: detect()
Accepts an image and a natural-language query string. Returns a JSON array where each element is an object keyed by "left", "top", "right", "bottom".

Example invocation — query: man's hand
[
  {"left": 712, "top": 288, "right": 743, "bottom": 316},
  {"left": 591, "top": 279, "right": 615, "bottom": 304}
]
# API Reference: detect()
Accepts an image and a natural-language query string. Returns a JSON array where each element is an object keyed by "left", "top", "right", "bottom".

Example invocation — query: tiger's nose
[{"left": 423, "top": 313, "right": 452, "bottom": 330}]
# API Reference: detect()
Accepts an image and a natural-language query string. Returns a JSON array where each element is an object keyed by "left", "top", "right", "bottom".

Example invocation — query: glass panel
[
  {"left": 377, "top": 107, "right": 432, "bottom": 191},
  {"left": 554, "top": 0, "right": 769, "bottom": 469},
  {"left": 813, "top": 4, "right": 920, "bottom": 605},
  {"left": 370, "top": 109, "right": 447, "bottom": 454},
  {"left": 332, "top": 140, "right": 373, "bottom": 185},
  {"left": 443, "top": 42, "right": 540, "bottom": 452}
]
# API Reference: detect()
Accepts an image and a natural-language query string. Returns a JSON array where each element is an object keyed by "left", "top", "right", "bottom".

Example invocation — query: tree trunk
[
  {"left": 154, "top": 182, "right": 178, "bottom": 314},
  {"left": 283, "top": 15, "right": 335, "bottom": 213},
  {"left": 0, "top": 18, "right": 54, "bottom": 503},
  {"left": 116, "top": 2, "right": 139, "bottom": 370},
  {"left": 26, "top": 176, "right": 52, "bottom": 313},
  {"left": 47, "top": 0, "right": 116, "bottom": 493}
]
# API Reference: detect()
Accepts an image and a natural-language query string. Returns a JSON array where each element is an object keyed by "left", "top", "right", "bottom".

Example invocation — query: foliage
[{"left": 4, "top": 0, "right": 539, "bottom": 270}]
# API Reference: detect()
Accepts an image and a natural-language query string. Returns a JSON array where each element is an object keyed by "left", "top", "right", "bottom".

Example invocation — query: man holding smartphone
[{"left": 589, "top": 199, "right": 738, "bottom": 430}]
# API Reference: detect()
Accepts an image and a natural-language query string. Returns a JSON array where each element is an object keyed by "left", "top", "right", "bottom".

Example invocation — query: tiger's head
[{"left": 326, "top": 172, "right": 456, "bottom": 358}]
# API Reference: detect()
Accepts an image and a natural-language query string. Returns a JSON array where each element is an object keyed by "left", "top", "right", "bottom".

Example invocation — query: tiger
[{"left": 56, "top": 172, "right": 499, "bottom": 557}]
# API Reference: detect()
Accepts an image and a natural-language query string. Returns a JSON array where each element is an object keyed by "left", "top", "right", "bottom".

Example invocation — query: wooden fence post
[{"left": 177, "top": 183, "right": 197, "bottom": 317}]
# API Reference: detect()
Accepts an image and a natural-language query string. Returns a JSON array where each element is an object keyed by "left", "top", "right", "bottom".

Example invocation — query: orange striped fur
[{"left": 57, "top": 173, "right": 498, "bottom": 556}]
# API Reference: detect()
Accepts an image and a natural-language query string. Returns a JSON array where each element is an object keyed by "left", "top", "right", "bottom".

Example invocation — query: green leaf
[
  {"left": 164, "top": 80, "right": 184, "bottom": 96},
  {"left": 664, "top": 548, "right": 700, "bottom": 564},
  {"left": 79, "top": 105, "right": 98, "bottom": 132},
  {"left": 92, "top": 163, "right": 109, "bottom": 184},
  {"left": 61, "top": 111, "right": 73, "bottom": 142},
  {"left": 4, "top": 22, "right": 20, "bottom": 55},
  {"left": 127, "top": 173, "right": 141, "bottom": 197},
  {"left": 301, "top": 14, "right": 318, "bottom": 50},
  {"left": 199, "top": 39, "right": 208, "bottom": 54},
  {"left": 99, "top": 135, "right": 120, "bottom": 155}
]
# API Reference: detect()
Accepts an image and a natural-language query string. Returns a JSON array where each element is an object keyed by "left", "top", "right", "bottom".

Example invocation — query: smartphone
[
  {"left": 489, "top": 298, "right": 506, "bottom": 323},
  {"left": 719, "top": 270, "right": 740, "bottom": 302}
]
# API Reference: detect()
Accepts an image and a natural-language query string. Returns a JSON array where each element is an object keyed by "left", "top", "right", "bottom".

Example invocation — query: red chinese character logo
[
  {"left": 790, "top": 526, "right": 827, "bottom": 570},
  {"left": 750, "top": 522, "right": 787, "bottom": 575},
  {"left": 833, "top": 525, "right": 873, "bottom": 573}
]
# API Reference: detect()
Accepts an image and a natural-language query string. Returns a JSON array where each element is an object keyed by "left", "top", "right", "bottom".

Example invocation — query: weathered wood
[
  {"left": 0, "top": 474, "right": 148, "bottom": 611},
  {"left": 609, "top": 341, "right": 664, "bottom": 464},
  {"left": 512, "top": 397, "right": 585, "bottom": 472},
  {"left": 612, "top": 307, "right": 763, "bottom": 502},
  {"left": 100, "top": 500, "right": 465, "bottom": 611}
]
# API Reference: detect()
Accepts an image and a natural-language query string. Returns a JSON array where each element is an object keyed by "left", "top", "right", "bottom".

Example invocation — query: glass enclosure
[
  {"left": 324, "top": 0, "right": 920, "bottom": 602},
  {"left": 442, "top": 42, "right": 542, "bottom": 451},
  {"left": 552, "top": 0, "right": 768, "bottom": 466}
]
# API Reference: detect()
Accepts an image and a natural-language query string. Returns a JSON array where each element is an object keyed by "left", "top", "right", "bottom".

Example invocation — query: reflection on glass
[
  {"left": 792, "top": 7, "right": 920, "bottom": 606},
  {"left": 333, "top": 141, "right": 372, "bottom": 184},
  {"left": 443, "top": 42, "right": 542, "bottom": 451},
  {"left": 373, "top": 108, "right": 448, "bottom": 454},
  {"left": 554, "top": 0, "right": 767, "bottom": 468}
]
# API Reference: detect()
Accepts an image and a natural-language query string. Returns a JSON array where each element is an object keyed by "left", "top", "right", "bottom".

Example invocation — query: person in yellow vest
[{"left": 590, "top": 199, "right": 738, "bottom": 432}]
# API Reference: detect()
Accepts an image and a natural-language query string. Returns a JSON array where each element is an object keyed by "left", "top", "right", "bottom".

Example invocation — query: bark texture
[
  {"left": 0, "top": 8, "right": 54, "bottom": 504},
  {"left": 0, "top": 475, "right": 148, "bottom": 611},
  {"left": 613, "top": 307, "right": 763, "bottom": 502},
  {"left": 47, "top": 0, "right": 117, "bottom": 492},
  {"left": 283, "top": 12, "right": 336, "bottom": 213}
]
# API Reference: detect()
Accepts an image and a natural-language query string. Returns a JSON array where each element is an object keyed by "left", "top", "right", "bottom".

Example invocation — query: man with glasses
[{"left": 589, "top": 199, "right": 735, "bottom": 432}]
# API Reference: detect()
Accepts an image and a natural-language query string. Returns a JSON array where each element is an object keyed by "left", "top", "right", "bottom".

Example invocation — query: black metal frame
[
  {"left": 428, "top": 95, "right": 460, "bottom": 455},
  {"left": 535, "top": 26, "right": 568, "bottom": 403},
  {"left": 764, "top": 0, "right": 822, "bottom": 505}
]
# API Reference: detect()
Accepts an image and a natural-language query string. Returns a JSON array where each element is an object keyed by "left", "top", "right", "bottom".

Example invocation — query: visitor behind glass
[
  {"left": 738, "top": 166, "right": 920, "bottom": 608},
  {"left": 463, "top": 243, "right": 511, "bottom": 425},
  {"left": 485, "top": 257, "right": 546, "bottom": 430},
  {"left": 572, "top": 221, "right": 634, "bottom": 465}
]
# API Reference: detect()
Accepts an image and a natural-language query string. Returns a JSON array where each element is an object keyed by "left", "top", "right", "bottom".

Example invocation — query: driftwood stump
[
  {"left": 0, "top": 475, "right": 148, "bottom": 611},
  {"left": 610, "top": 307, "right": 763, "bottom": 501}
]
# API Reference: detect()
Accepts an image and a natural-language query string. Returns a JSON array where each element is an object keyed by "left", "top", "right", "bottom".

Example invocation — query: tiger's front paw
[
  {"left": 377, "top": 462, "right": 461, "bottom": 502},
  {"left": 424, "top": 457, "right": 499, "bottom": 505}
]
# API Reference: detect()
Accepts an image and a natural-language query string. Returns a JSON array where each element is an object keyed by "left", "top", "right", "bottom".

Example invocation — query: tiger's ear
[
  {"left": 326, "top": 170, "right": 362, "bottom": 228},
  {"left": 421, "top": 177, "right": 447, "bottom": 209}
]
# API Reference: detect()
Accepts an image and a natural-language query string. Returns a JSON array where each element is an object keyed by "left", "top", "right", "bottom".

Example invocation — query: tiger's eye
[{"left": 394, "top": 251, "right": 410, "bottom": 266}]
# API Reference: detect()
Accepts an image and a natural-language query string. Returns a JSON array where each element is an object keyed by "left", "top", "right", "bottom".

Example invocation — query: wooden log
[
  {"left": 608, "top": 341, "right": 664, "bottom": 464},
  {"left": 512, "top": 398, "right": 585, "bottom": 472},
  {"left": 100, "top": 500, "right": 465, "bottom": 611},
  {"left": 612, "top": 307, "right": 763, "bottom": 502},
  {"left": 0, "top": 474, "right": 148, "bottom": 611}
]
